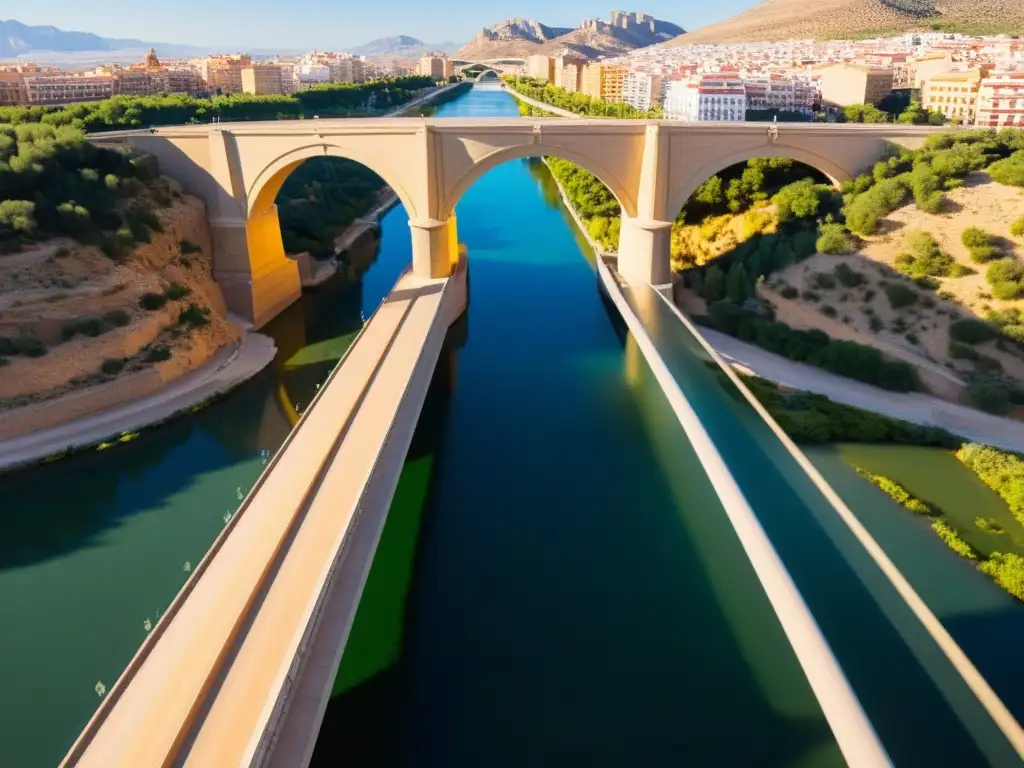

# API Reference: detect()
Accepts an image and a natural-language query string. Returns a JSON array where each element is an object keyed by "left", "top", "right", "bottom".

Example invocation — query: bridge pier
[
  {"left": 212, "top": 207, "right": 302, "bottom": 328},
  {"left": 409, "top": 216, "right": 459, "bottom": 279},
  {"left": 617, "top": 215, "right": 673, "bottom": 287}
]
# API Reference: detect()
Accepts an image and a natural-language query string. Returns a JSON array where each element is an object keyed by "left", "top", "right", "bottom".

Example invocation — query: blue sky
[{"left": 0, "top": 1, "right": 760, "bottom": 50}]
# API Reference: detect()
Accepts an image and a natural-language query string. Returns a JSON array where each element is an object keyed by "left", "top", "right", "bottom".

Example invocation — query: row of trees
[
  {"left": 0, "top": 75, "right": 438, "bottom": 132},
  {"left": 503, "top": 76, "right": 662, "bottom": 119}
]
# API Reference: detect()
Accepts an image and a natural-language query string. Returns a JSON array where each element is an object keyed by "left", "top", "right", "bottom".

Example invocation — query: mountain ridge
[
  {"left": 456, "top": 11, "right": 684, "bottom": 60},
  {"left": 669, "top": 0, "right": 1024, "bottom": 44},
  {"left": 349, "top": 35, "right": 458, "bottom": 58},
  {"left": 0, "top": 18, "right": 207, "bottom": 60}
]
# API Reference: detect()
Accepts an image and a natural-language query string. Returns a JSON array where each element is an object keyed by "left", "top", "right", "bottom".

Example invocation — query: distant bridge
[{"left": 453, "top": 59, "right": 526, "bottom": 78}]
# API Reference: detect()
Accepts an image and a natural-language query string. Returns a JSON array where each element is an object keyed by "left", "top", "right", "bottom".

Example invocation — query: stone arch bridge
[{"left": 90, "top": 120, "right": 947, "bottom": 327}]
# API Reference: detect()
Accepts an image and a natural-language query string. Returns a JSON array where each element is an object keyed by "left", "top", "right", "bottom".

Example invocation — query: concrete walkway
[
  {"left": 386, "top": 82, "right": 463, "bottom": 117},
  {"left": 700, "top": 326, "right": 1024, "bottom": 453},
  {"left": 0, "top": 332, "right": 277, "bottom": 473}
]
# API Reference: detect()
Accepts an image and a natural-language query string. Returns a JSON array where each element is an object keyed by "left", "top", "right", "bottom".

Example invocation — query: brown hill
[
  {"left": 457, "top": 11, "right": 684, "bottom": 60},
  {"left": 670, "top": 0, "right": 1024, "bottom": 44}
]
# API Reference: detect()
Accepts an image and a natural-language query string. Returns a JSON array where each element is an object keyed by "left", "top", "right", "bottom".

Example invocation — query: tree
[
  {"left": 726, "top": 262, "right": 751, "bottom": 303},
  {"left": 695, "top": 175, "right": 724, "bottom": 206},
  {"left": 703, "top": 264, "right": 726, "bottom": 302}
]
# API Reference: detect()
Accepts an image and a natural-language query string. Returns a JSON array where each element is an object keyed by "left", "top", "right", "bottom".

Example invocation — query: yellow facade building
[{"left": 922, "top": 68, "right": 985, "bottom": 124}]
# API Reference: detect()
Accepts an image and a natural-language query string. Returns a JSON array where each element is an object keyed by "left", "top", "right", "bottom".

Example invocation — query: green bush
[
  {"left": 833, "top": 263, "right": 864, "bottom": 287},
  {"left": 821, "top": 304, "right": 837, "bottom": 318},
  {"left": 894, "top": 230, "right": 957, "bottom": 278},
  {"left": 1011, "top": 216, "right": 1024, "bottom": 239},
  {"left": 986, "top": 258, "right": 1024, "bottom": 300},
  {"left": 967, "top": 377, "right": 1012, "bottom": 414},
  {"left": 179, "top": 239, "right": 202, "bottom": 255},
  {"left": 980, "top": 553, "right": 1024, "bottom": 601},
  {"left": 816, "top": 223, "right": 857, "bottom": 254},
  {"left": 961, "top": 226, "right": 1001, "bottom": 263},
  {"left": 856, "top": 469, "right": 935, "bottom": 514},
  {"left": 950, "top": 318, "right": 998, "bottom": 344},
  {"left": 177, "top": 303, "right": 210, "bottom": 327},
  {"left": 103, "top": 309, "right": 131, "bottom": 327},
  {"left": 139, "top": 292, "right": 168, "bottom": 311},
  {"left": 885, "top": 282, "right": 918, "bottom": 309},
  {"left": 164, "top": 283, "right": 190, "bottom": 301},
  {"left": 6, "top": 333, "right": 46, "bottom": 357},
  {"left": 949, "top": 341, "right": 979, "bottom": 360},
  {"left": 100, "top": 358, "right": 125, "bottom": 375},
  {"left": 780, "top": 286, "right": 799, "bottom": 299},
  {"left": 144, "top": 345, "right": 171, "bottom": 363},
  {"left": 976, "top": 354, "right": 1003, "bottom": 374},
  {"left": 931, "top": 519, "right": 978, "bottom": 559}
]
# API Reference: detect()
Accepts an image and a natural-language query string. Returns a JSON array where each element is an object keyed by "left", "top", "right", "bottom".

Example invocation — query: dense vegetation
[
  {"left": 277, "top": 159, "right": 385, "bottom": 258},
  {"left": 503, "top": 76, "right": 661, "bottom": 119},
  {"left": 0, "top": 121, "right": 172, "bottom": 256},
  {"left": 0, "top": 75, "right": 437, "bottom": 131},
  {"left": 743, "top": 375, "right": 958, "bottom": 445}
]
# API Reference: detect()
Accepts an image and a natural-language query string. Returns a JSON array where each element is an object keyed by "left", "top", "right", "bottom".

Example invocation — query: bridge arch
[
  {"left": 667, "top": 143, "right": 853, "bottom": 221},
  {"left": 439, "top": 144, "right": 637, "bottom": 220},
  {"left": 247, "top": 143, "right": 419, "bottom": 221}
]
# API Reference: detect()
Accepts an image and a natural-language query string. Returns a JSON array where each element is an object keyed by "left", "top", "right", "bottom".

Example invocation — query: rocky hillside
[
  {"left": 457, "top": 11, "right": 684, "bottom": 59},
  {"left": 670, "top": 0, "right": 1024, "bottom": 44}
]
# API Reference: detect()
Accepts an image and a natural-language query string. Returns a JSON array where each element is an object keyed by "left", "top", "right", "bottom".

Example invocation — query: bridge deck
[{"left": 63, "top": 269, "right": 460, "bottom": 767}]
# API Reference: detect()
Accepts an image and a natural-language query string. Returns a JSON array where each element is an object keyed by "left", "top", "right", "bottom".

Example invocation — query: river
[{"left": 0, "top": 85, "right": 1020, "bottom": 766}]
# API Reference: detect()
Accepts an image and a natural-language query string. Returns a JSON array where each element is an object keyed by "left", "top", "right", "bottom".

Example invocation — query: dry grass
[
  {"left": 759, "top": 173, "right": 1024, "bottom": 401},
  {"left": 673, "top": 0, "right": 1024, "bottom": 44}
]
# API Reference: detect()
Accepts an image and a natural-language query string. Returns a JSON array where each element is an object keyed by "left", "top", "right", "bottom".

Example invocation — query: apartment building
[
  {"left": 242, "top": 64, "right": 286, "bottom": 95},
  {"left": 975, "top": 71, "right": 1024, "bottom": 128},
  {"left": 555, "top": 54, "right": 588, "bottom": 93},
  {"left": 922, "top": 68, "right": 984, "bottom": 123},
  {"left": 581, "top": 63, "right": 628, "bottom": 102},
  {"left": 23, "top": 75, "right": 114, "bottom": 105},
  {"left": 418, "top": 55, "right": 453, "bottom": 81},
  {"left": 665, "top": 76, "right": 746, "bottom": 122},
  {"left": 817, "top": 63, "right": 893, "bottom": 106},
  {"left": 526, "top": 54, "right": 555, "bottom": 83},
  {"left": 330, "top": 59, "right": 365, "bottom": 84},
  {"left": 0, "top": 71, "right": 26, "bottom": 105},
  {"left": 195, "top": 54, "right": 252, "bottom": 94},
  {"left": 622, "top": 71, "right": 664, "bottom": 111},
  {"left": 745, "top": 74, "right": 818, "bottom": 114}
]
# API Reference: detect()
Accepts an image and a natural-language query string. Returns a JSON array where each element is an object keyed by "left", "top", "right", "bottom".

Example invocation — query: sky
[{"left": 0, "top": 0, "right": 761, "bottom": 51}]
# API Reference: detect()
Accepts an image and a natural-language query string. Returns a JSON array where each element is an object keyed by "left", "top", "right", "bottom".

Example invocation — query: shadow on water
[{"left": 619, "top": 281, "right": 1021, "bottom": 765}]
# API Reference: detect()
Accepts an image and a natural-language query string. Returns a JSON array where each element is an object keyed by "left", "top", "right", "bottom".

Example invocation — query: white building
[
  {"left": 622, "top": 71, "right": 665, "bottom": 111},
  {"left": 296, "top": 63, "right": 330, "bottom": 87},
  {"left": 664, "top": 76, "right": 747, "bottom": 122}
]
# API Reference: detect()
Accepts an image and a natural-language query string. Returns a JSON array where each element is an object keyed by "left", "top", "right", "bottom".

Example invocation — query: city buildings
[
  {"left": 526, "top": 54, "right": 555, "bottom": 84},
  {"left": 664, "top": 76, "right": 747, "bottom": 122},
  {"left": 975, "top": 71, "right": 1024, "bottom": 128},
  {"left": 922, "top": 68, "right": 985, "bottom": 123},
  {"left": 418, "top": 55, "right": 454, "bottom": 81},
  {"left": 242, "top": 64, "right": 286, "bottom": 95},
  {"left": 817, "top": 63, "right": 894, "bottom": 107},
  {"left": 193, "top": 54, "right": 252, "bottom": 94},
  {"left": 622, "top": 71, "right": 665, "bottom": 111},
  {"left": 330, "top": 58, "right": 365, "bottom": 84},
  {"left": 555, "top": 54, "right": 588, "bottom": 93}
]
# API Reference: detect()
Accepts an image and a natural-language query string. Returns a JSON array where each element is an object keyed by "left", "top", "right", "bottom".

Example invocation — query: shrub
[
  {"left": 10, "top": 333, "right": 45, "bottom": 357},
  {"left": 821, "top": 304, "right": 837, "bottom": 318},
  {"left": 961, "top": 227, "right": 1000, "bottom": 263},
  {"left": 905, "top": 332, "right": 919, "bottom": 345},
  {"left": 967, "top": 377, "right": 1012, "bottom": 414},
  {"left": 801, "top": 290, "right": 821, "bottom": 302},
  {"left": 980, "top": 553, "right": 1024, "bottom": 601},
  {"left": 949, "top": 318, "right": 998, "bottom": 344},
  {"left": 894, "top": 230, "right": 956, "bottom": 278},
  {"left": 1012, "top": 216, "right": 1024, "bottom": 239},
  {"left": 885, "top": 282, "right": 918, "bottom": 309},
  {"left": 833, "top": 263, "right": 864, "bottom": 287},
  {"left": 100, "top": 358, "right": 125, "bottom": 375},
  {"left": 816, "top": 223, "right": 856, "bottom": 255},
  {"left": 103, "top": 309, "right": 131, "bottom": 327},
  {"left": 55, "top": 246, "right": 71, "bottom": 258},
  {"left": 144, "top": 345, "right": 172, "bottom": 363},
  {"left": 177, "top": 303, "right": 210, "bottom": 327},
  {"left": 986, "top": 258, "right": 1024, "bottom": 301},
  {"left": 931, "top": 520, "right": 977, "bottom": 560},
  {"left": 976, "top": 355, "right": 1003, "bottom": 375},
  {"left": 869, "top": 315, "right": 884, "bottom": 332},
  {"left": 139, "top": 292, "right": 168, "bottom": 311},
  {"left": 780, "top": 286, "right": 799, "bottom": 299},
  {"left": 179, "top": 239, "right": 202, "bottom": 255},
  {"left": 949, "top": 341, "right": 979, "bottom": 361},
  {"left": 164, "top": 283, "right": 190, "bottom": 301},
  {"left": 810, "top": 272, "right": 837, "bottom": 290}
]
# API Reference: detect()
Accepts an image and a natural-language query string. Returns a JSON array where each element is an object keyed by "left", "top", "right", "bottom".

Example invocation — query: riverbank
[
  {"left": 503, "top": 85, "right": 581, "bottom": 119},
  {"left": 540, "top": 154, "right": 1024, "bottom": 453},
  {"left": 0, "top": 330, "right": 276, "bottom": 474}
]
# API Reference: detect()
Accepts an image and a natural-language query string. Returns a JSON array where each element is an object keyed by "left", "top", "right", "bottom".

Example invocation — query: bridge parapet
[{"left": 61, "top": 258, "right": 468, "bottom": 768}]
